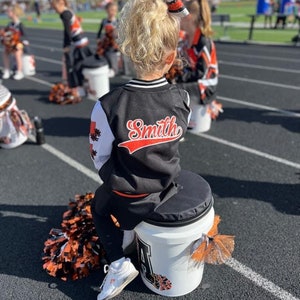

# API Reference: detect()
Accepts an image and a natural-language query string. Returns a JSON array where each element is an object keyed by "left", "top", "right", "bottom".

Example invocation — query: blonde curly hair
[
  {"left": 117, "top": 0, "right": 180, "bottom": 76},
  {"left": 8, "top": 4, "right": 24, "bottom": 18},
  {"left": 184, "top": 0, "right": 213, "bottom": 37}
]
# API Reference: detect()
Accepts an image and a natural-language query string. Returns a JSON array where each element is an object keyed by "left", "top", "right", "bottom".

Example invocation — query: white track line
[
  {"left": 220, "top": 74, "right": 300, "bottom": 90},
  {"left": 226, "top": 259, "right": 300, "bottom": 300},
  {"left": 41, "top": 143, "right": 102, "bottom": 184},
  {"left": 218, "top": 96, "right": 300, "bottom": 118},
  {"left": 34, "top": 56, "right": 61, "bottom": 65},
  {"left": 197, "top": 133, "right": 300, "bottom": 169},
  {"left": 218, "top": 50, "right": 300, "bottom": 64},
  {"left": 28, "top": 135, "right": 102, "bottom": 184},
  {"left": 26, "top": 75, "right": 54, "bottom": 86},
  {"left": 219, "top": 60, "right": 300, "bottom": 74}
]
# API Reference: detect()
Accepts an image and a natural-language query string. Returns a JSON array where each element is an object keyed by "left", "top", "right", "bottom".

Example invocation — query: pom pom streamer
[
  {"left": 0, "top": 28, "right": 22, "bottom": 53},
  {"left": 207, "top": 100, "right": 223, "bottom": 120},
  {"left": 96, "top": 24, "right": 118, "bottom": 57},
  {"left": 191, "top": 215, "right": 235, "bottom": 265},
  {"left": 49, "top": 83, "right": 81, "bottom": 105},
  {"left": 42, "top": 193, "right": 105, "bottom": 281},
  {"left": 165, "top": 59, "right": 184, "bottom": 84}
]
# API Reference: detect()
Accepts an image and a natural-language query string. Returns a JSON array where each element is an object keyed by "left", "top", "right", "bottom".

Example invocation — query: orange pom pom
[{"left": 191, "top": 215, "right": 235, "bottom": 265}]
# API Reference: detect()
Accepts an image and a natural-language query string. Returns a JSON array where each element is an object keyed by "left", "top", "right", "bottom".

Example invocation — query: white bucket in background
[
  {"left": 189, "top": 104, "right": 211, "bottom": 134},
  {"left": 135, "top": 206, "right": 215, "bottom": 297},
  {"left": 82, "top": 65, "right": 110, "bottom": 101},
  {"left": 22, "top": 55, "right": 36, "bottom": 76},
  {"left": 0, "top": 98, "right": 28, "bottom": 149}
]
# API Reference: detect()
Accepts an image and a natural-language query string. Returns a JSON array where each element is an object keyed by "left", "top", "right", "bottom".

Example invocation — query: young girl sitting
[
  {"left": 90, "top": 0, "right": 190, "bottom": 299},
  {"left": 2, "top": 4, "right": 26, "bottom": 80}
]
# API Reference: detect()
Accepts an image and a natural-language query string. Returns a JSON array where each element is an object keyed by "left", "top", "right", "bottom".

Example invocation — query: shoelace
[{"left": 99, "top": 264, "right": 110, "bottom": 291}]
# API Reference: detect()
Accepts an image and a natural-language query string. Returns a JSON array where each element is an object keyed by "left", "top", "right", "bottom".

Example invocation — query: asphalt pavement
[{"left": 0, "top": 28, "right": 299, "bottom": 300}]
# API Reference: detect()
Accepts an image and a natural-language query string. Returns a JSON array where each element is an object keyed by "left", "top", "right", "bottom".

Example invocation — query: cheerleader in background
[
  {"left": 96, "top": 2, "right": 119, "bottom": 77},
  {"left": 170, "top": 0, "right": 222, "bottom": 120},
  {"left": 50, "top": 0, "right": 93, "bottom": 100},
  {"left": 97, "top": 2, "right": 118, "bottom": 41},
  {"left": 2, "top": 4, "right": 26, "bottom": 80}
]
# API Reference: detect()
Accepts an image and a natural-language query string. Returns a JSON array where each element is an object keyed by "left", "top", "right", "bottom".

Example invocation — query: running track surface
[{"left": 0, "top": 28, "right": 299, "bottom": 300}]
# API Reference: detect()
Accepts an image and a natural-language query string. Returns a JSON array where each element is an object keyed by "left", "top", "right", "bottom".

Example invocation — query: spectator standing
[
  {"left": 34, "top": 0, "right": 41, "bottom": 22},
  {"left": 274, "top": 0, "right": 287, "bottom": 28},
  {"left": 264, "top": 0, "right": 275, "bottom": 28}
]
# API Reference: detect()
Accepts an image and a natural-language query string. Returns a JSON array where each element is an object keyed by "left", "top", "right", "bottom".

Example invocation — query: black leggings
[
  {"left": 64, "top": 45, "right": 93, "bottom": 88},
  {"left": 91, "top": 184, "right": 164, "bottom": 263},
  {"left": 91, "top": 199, "right": 124, "bottom": 263}
]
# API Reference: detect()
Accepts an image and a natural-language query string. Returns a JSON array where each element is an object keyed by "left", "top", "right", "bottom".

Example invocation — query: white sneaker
[
  {"left": 13, "top": 71, "right": 24, "bottom": 80},
  {"left": 97, "top": 257, "right": 139, "bottom": 300},
  {"left": 2, "top": 69, "right": 10, "bottom": 79},
  {"left": 122, "top": 230, "right": 136, "bottom": 255}
]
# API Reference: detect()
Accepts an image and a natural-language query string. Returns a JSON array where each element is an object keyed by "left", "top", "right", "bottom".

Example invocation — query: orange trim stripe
[
  {"left": 0, "top": 96, "right": 13, "bottom": 111},
  {"left": 192, "top": 28, "right": 201, "bottom": 46},
  {"left": 113, "top": 190, "right": 149, "bottom": 198}
]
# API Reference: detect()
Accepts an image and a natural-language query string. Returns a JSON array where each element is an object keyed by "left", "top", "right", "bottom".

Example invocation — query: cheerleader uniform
[
  {"left": 96, "top": 18, "right": 118, "bottom": 40},
  {"left": 60, "top": 9, "right": 92, "bottom": 88},
  {"left": 3, "top": 21, "right": 25, "bottom": 52},
  {"left": 176, "top": 28, "right": 218, "bottom": 105},
  {"left": 96, "top": 18, "right": 119, "bottom": 74}
]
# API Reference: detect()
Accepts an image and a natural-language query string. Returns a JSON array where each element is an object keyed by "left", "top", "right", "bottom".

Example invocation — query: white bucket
[
  {"left": 0, "top": 97, "right": 28, "bottom": 149},
  {"left": 189, "top": 104, "right": 211, "bottom": 134},
  {"left": 22, "top": 55, "right": 36, "bottom": 76},
  {"left": 135, "top": 206, "right": 215, "bottom": 297},
  {"left": 82, "top": 65, "right": 110, "bottom": 101}
]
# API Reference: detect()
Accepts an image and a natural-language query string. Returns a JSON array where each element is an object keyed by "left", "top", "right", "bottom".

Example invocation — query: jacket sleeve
[
  {"left": 89, "top": 101, "right": 115, "bottom": 171},
  {"left": 61, "top": 10, "right": 72, "bottom": 47},
  {"left": 182, "top": 37, "right": 218, "bottom": 103}
]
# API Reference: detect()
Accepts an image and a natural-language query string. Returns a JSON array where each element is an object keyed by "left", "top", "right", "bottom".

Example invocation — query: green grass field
[
  {"left": 214, "top": 0, "right": 299, "bottom": 43},
  {"left": 213, "top": 25, "right": 298, "bottom": 43},
  {"left": 0, "top": 1, "right": 298, "bottom": 44},
  {"left": 217, "top": 0, "right": 257, "bottom": 22}
]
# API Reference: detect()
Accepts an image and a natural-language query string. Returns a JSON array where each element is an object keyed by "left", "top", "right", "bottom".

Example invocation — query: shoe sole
[{"left": 102, "top": 270, "right": 139, "bottom": 300}]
